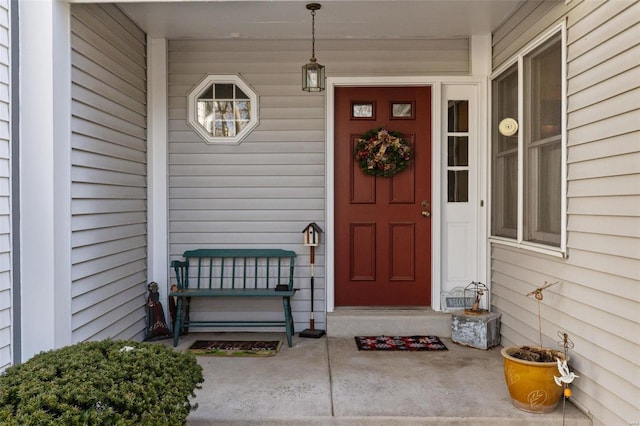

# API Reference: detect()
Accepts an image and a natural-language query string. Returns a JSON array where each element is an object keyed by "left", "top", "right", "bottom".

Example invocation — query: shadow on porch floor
[{"left": 165, "top": 332, "right": 591, "bottom": 425}]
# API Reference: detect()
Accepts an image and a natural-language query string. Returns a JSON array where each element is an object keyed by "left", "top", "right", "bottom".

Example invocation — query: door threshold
[{"left": 334, "top": 306, "right": 434, "bottom": 311}]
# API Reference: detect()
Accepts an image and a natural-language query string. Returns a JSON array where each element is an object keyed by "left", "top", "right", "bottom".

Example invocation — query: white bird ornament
[{"left": 554, "top": 358, "right": 578, "bottom": 386}]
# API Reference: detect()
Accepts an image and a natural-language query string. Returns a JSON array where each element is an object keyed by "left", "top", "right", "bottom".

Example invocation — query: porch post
[
  {"left": 471, "top": 34, "right": 491, "bottom": 77},
  {"left": 470, "top": 34, "right": 491, "bottom": 297},
  {"left": 19, "top": 0, "right": 72, "bottom": 359},
  {"left": 147, "top": 37, "right": 169, "bottom": 312}
]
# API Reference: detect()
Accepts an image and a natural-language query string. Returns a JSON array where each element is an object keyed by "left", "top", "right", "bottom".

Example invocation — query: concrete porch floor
[{"left": 166, "top": 332, "right": 592, "bottom": 425}]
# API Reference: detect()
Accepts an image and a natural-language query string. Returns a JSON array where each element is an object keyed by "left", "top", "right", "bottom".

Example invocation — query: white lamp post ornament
[{"left": 300, "top": 223, "right": 325, "bottom": 338}]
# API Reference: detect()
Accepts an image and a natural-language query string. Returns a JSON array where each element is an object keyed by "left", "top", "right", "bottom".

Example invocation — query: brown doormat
[
  {"left": 355, "top": 335, "right": 448, "bottom": 351},
  {"left": 188, "top": 340, "right": 282, "bottom": 357}
]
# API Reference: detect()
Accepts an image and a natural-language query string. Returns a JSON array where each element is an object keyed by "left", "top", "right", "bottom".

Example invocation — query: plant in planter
[
  {"left": 501, "top": 281, "right": 577, "bottom": 414},
  {"left": 0, "top": 339, "right": 204, "bottom": 425}
]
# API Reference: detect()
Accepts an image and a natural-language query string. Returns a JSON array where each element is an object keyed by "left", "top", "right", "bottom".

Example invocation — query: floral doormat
[
  {"left": 355, "top": 335, "right": 448, "bottom": 351},
  {"left": 188, "top": 340, "right": 282, "bottom": 357}
]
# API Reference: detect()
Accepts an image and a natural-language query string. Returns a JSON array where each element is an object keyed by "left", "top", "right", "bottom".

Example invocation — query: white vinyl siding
[
  {"left": 0, "top": 0, "right": 10, "bottom": 372},
  {"left": 70, "top": 4, "right": 147, "bottom": 342},
  {"left": 168, "top": 38, "right": 469, "bottom": 331},
  {"left": 491, "top": 1, "right": 640, "bottom": 426}
]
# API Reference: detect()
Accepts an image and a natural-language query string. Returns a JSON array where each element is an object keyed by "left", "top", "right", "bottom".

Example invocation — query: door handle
[{"left": 421, "top": 200, "right": 430, "bottom": 217}]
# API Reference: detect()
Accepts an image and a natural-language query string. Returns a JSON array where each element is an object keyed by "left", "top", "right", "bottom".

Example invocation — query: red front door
[{"left": 334, "top": 86, "right": 432, "bottom": 306}]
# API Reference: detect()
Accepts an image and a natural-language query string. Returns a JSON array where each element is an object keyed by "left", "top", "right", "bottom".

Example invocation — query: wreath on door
[{"left": 354, "top": 126, "right": 413, "bottom": 177}]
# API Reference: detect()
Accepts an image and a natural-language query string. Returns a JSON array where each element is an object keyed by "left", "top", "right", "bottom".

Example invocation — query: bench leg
[
  {"left": 290, "top": 303, "right": 295, "bottom": 335},
  {"left": 173, "top": 297, "right": 183, "bottom": 347},
  {"left": 183, "top": 297, "right": 191, "bottom": 334},
  {"left": 283, "top": 297, "right": 293, "bottom": 347}
]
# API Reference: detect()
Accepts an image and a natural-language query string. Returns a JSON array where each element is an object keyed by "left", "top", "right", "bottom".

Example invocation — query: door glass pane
[
  {"left": 448, "top": 136, "right": 468, "bottom": 167},
  {"left": 352, "top": 102, "right": 374, "bottom": 118},
  {"left": 447, "top": 100, "right": 468, "bottom": 132},
  {"left": 448, "top": 170, "right": 468, "bottom": 202},
  {"left": 392, "top": 102, "right": 413, "bottom": 118}
]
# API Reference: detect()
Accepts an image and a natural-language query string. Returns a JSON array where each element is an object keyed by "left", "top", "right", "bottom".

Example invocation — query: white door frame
[{"left": 325, "top": 76, "right": 488, "bottom": 313}]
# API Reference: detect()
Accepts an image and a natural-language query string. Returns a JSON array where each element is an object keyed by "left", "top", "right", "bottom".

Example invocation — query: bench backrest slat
[
  {"left": 243, "top": 258, "right": 247, "bottom": 289},
  {"left": 254, "top": 258, "right": 259, "bottom": 289},
  {"left": 172, "top": 249, "right": 296, "bottom": 291}
]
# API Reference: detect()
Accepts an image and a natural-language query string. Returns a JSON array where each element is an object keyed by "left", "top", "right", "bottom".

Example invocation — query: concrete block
[{"left": 451, "top": 310, "right": 501, "bottom": 350}]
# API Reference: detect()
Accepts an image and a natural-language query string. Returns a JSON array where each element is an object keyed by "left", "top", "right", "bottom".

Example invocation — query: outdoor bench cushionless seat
[{"left": 169, "top": 249, "right": 297, "bottom": 347}]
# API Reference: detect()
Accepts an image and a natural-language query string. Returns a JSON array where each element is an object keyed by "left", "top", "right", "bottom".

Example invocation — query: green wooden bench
[{"left": 169, "top": 249, "right": 297, "bottom": 347}]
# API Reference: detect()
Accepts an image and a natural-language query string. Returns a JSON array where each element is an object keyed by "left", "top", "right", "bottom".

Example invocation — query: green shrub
[{"left": 0, "top": 340, "right": 203, "bottom": 425}]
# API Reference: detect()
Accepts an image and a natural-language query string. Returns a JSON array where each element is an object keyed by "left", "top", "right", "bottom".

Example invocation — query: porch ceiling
[{"left": 114, "top": 0, "right": 527, "bottom": 40}]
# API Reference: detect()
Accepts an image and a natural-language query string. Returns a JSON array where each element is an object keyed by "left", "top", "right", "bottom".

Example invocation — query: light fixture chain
[{"left": 311, "top": 9, "right": 316, "bottom": 60}]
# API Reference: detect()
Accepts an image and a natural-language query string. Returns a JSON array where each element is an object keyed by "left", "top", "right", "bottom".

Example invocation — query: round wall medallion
[{"left": 498, "top": 118, "right": 519, "bottom": 137}]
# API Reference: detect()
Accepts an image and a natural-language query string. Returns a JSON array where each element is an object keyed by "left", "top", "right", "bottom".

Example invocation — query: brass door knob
[{"left": 421, "top": 200, "right": 430, "bottom": 217}]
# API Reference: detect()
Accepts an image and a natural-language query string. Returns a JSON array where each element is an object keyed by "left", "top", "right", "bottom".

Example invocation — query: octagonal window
[{"left": 187, "top": 74, "right": 259, "bottom": 144}]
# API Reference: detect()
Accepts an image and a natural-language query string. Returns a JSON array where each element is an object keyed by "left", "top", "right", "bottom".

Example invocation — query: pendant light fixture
[{"left": 302, "top": 3, "right": 325, "bottom": 92}]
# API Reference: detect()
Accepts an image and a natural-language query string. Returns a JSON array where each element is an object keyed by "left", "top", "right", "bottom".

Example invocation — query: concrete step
[
  {"left": 326, "top": 308, "right": 452, "bottom": 338},
  {"left": 191, "top": 416, "right": 592, "bottom": 425}
]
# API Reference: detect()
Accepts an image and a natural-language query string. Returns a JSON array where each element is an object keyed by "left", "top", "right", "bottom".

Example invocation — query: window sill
[{"left": 489, "top": 237, "right": 567, "bottom": 259}]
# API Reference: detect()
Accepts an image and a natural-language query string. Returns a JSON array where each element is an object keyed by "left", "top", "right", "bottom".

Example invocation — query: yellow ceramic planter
[{"left": 501, "top": 346, "right": 567, "bottom": 413}]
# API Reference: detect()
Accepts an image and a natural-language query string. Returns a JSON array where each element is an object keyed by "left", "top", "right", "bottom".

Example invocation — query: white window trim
[
  {"left": 187, "top": 74, "right": 259, "bottom": 145},
  {"left": 489, "top": 21, "right": 568, "bottom": 258}
]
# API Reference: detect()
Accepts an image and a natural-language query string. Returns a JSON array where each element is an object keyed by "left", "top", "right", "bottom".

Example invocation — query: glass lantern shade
[{"left": 302, "top": 60, "right": 325, "bottom": 92}]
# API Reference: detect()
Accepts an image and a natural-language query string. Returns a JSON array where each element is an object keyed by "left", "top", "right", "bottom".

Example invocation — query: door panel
[
  {"left": 389, "top": 222, "right": 415, "bottom": 280},
  {"left": 350, "top": 223, "right": 376, "bottom": 280},
  {"left": 335, "top": 86, "right": 432, "bottom": 306}
]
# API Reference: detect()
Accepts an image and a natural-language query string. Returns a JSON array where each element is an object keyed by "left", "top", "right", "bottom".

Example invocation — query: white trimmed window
[
  {"left": 187, "top": 74, "right": 259, "bottom": 144},
  {"left": 491, "top": 25, "right": 566, "bottom": 255}
]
